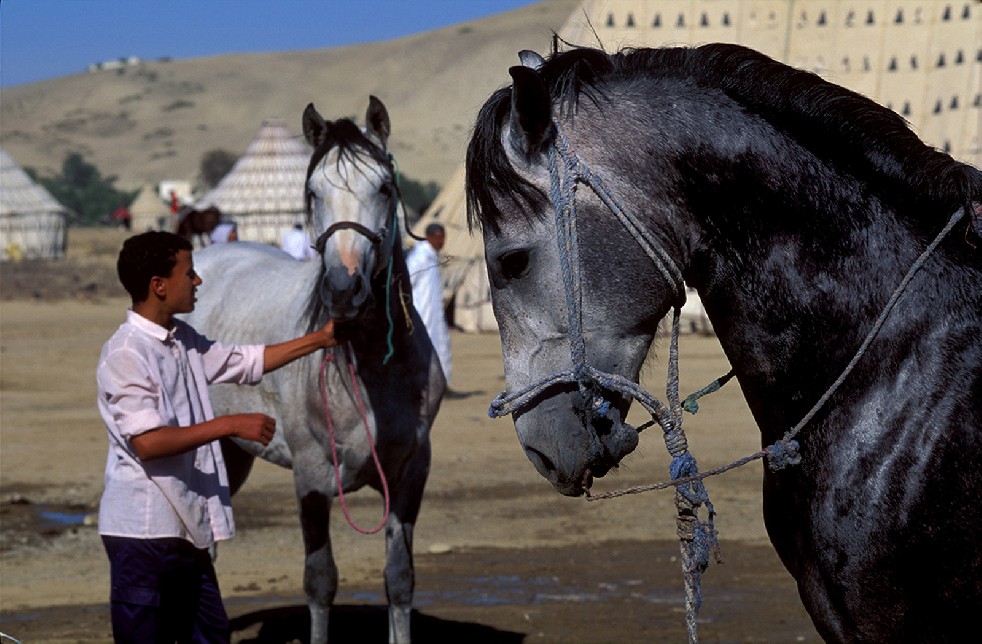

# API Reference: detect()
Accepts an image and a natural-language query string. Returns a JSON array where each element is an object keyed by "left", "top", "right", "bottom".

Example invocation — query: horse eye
[
  {"left": 379, "top": 184, "right": 392, "bottom": 197},
  {"left": 497, "top": 249, "right": 530, "bottom": 280}
]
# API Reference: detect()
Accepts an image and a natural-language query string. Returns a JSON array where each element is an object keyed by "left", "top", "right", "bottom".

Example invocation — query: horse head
[
  {"left": 303, "top": 97, "right": 397, "bottom": 322},
  {"left": 465, "top": 53, "right": 686, "bottom": 496}
]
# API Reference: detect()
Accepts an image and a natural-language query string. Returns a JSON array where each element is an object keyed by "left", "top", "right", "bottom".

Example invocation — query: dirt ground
[{"left": 0, "top": 229, "right": 820, "bottom": 643}]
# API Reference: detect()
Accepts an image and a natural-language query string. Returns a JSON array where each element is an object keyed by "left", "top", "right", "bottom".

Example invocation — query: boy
[{"left": 97, "top": 231, "right": 336, "bottom": 642}]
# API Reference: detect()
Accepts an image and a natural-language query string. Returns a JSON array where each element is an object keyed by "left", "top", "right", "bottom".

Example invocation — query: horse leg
[
  {"left": 384, "top": 441, "right": 431, "bottom": 644},
  {"left": 294, "top": 466, "right": 338, "bottom": 644}
]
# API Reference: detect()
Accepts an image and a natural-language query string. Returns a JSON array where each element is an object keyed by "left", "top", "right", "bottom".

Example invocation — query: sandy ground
[{"left": 0, "top": 230, "right": 820, "bottom": 642}]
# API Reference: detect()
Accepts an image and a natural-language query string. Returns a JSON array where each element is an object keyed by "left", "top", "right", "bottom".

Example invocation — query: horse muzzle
[
  {"left": 514, "top": 389, "right": 639, "bottom": 496},
  {"left": 319, "top": 265, "right": 374, "bottom": 321}
]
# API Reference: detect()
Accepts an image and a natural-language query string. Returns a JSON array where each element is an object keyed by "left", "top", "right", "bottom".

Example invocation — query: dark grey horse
[
  {"left": 187, "top": 97, "right": 445, "bottom": 643},
  {"left": 465, "top": 45, "right": 980, "bottom": 642}
]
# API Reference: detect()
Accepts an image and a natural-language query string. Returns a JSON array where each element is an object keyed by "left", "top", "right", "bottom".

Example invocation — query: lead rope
[
  {"left": 553, "top": 132, "right": 718, "bottom": 643},
  {"left": 319, "top": 345, "right": 390, "bottom": 534}
]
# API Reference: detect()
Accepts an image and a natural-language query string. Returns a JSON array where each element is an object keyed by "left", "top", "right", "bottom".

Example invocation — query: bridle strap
[
  {"left": 552, "top": 133, "right": 687, "bottom": 307},
  {"left": 313, "top": 220, "right": 385, "bottom": 254}
]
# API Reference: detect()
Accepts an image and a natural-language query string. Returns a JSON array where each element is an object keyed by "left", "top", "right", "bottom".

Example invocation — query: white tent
[
  {"left": 128, "top": 184, "right": 170, "bottom": 233},
  {"left": 193, "top": 118, "right": 311, "bottom": 245},
  {"left": 0, "top": 147, "right": 68, "bottom": 261}
]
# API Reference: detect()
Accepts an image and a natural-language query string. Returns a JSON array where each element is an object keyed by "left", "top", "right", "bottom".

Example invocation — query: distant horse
[
  {"left": 186, "top": 97, "right": 445, "bottom": 644},
  {"left": 176, "top": 205, "right": 221, "bottom": 246},
  {"left": 465, "top": 44, "right": 980, "bottom": 642}
]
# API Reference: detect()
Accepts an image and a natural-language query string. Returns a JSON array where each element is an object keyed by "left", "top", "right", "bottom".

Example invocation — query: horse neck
[{"left": 662, "top": 127, "right": 946, "bottom": 436}]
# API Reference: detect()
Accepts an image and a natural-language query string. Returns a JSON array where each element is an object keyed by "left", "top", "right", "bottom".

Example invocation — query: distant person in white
[
  {"left": 406, "top": 223, "right": 451, "bottom": 385},
  {"left": 281, "top": 221, "right": 315, "bottom": 260}
]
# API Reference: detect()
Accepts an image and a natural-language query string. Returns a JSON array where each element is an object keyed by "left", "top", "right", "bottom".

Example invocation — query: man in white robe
[
  {"left": 281, "top": 221, "right": 315, "bottom": 260},
  {"left": 406, "top": 223, "right": 451, "bottom": 385}
]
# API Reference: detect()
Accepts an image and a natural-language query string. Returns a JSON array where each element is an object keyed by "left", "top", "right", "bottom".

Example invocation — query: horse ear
[
  {"left": 302, "top": 103, "right": 330, "bottom": 147},
  {"left": 518, "top": 49, "right": 545, "bottom": 70},
  {"left": 507, "top": 65, "right": 554, "bottom": 157},
  {"left": 365, "top": 96, "right": 391, "bottom": 149}
]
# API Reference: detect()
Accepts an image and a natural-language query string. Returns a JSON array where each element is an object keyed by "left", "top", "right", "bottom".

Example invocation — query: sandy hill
[{"left": 0, "top": 0, "right": 578, "bottom": 192}]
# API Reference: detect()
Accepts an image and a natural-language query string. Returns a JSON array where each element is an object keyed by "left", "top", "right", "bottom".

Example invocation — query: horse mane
[
  {"left": 304, "top": 117, "right": 394, "bottom": 226},
  {"left": 466, "top": 43, "right": 981, "bottom": 233}
]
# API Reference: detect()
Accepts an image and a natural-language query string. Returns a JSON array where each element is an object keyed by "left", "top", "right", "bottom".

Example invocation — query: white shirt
[
  {"left": 96, "top": 310, "right": 265, "bottom": 548},
  {"left": 406, "top": 240, "right": 452, "bottom": 384},
  {"left": 281, "top": 227, "right": 315, "bottom": 260}
]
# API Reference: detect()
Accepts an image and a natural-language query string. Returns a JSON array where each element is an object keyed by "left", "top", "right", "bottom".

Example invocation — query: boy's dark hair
[
  {"left": 117, "top": 232, "right": 192, "bottom": 302},
  {"left": 424, "top": 223, "right": 445, "bottom": 237}
]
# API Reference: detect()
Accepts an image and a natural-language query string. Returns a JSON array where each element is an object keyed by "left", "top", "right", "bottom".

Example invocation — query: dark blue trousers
[{"left": 102, "top": 536, "right": 229, "bottom": 644}]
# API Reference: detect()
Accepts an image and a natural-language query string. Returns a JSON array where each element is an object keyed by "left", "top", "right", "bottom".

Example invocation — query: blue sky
[{"left": 0, "top": 0, "right": 541, "bottom": 88}]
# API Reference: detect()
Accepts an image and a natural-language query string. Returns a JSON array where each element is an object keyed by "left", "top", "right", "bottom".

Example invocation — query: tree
[
  {"left": 199, "top": 149, "right": 238, "bottom": 188},
  {"left": 31, "top": 153, "right": 137, "bottom": 226}
]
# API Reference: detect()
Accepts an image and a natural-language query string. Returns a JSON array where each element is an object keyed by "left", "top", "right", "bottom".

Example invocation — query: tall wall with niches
[{"left": 561, "top": 0, "right": 980, "bottom": 167}]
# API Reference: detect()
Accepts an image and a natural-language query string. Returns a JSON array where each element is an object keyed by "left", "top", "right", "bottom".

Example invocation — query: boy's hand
[
  {"left": 320, "top": 320, "right": 338, "bottom": 347},
  {"left": 232, "top": 413, "right": 277, "bottom": 446}
]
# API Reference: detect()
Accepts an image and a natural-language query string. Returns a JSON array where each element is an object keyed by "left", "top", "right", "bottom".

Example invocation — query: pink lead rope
[{"left": 318, "top": 345, "right": 391, "bottom": 535}]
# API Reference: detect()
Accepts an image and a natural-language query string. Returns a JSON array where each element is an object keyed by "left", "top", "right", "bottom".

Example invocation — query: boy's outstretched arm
[
  {"left": 263, "top": 320, "right": 337, "bottom": 373},
  {"left": 130, "top": 413, "right": 276, "bottom": 461}
]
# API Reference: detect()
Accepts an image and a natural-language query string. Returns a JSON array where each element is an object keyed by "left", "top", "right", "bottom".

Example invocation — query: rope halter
[{"left": 486, "top": 127, "right": 719, "bottom": 642}]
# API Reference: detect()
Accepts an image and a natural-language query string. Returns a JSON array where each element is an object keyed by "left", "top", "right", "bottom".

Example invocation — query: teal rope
[
  {"left": 682, "top": 370, "right": 735, "bottom": 414},
  {"left": 382, "top": 206, "right": 399, "bottom": 365},
  {"left": 382, "top": 153, "right": 402, "bottom": 365}
]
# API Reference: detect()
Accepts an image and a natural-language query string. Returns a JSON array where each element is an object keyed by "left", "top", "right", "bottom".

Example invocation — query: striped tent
[
  {"left": 0, "top": 147, "right": 68, "bottom": 261},
  {"left": 193, "top": 119, "right": 311, "bottom": 245}
]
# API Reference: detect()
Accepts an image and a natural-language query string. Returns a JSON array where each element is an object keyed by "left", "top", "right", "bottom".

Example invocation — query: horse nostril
[{"left": 524, "top": 446, "right": 557, "bottom": 475}]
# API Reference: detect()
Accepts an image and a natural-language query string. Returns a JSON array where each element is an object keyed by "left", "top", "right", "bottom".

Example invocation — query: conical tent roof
[
  {"left": 128, "top": 184, "right": 169, "bottom": 232},
  {"left": 0, "top": 147, "right": 68, "bottom": 260},
  {"left": 0, "top": 147, "right": 65, "bottom": 218},
  {"left": 129, "top": 184, "right": 165, "bottom": 216},
  {"left": 194, "top": 119, "right": 310, "bottom": 217}
]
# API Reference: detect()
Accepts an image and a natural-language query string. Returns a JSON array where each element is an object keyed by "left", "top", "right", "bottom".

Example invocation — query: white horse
[{"left": 186, "top": 97, "right": 445, "bottom": 644}]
